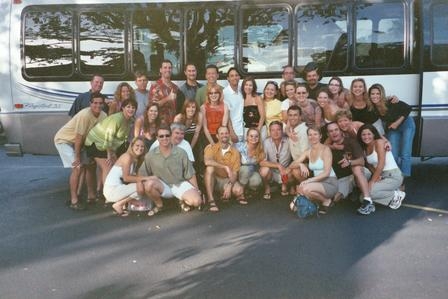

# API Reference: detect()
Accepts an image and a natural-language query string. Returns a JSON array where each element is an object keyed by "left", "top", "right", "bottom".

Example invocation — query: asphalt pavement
[{"left": 0, "top": 147, "right": 447, "bottom": 299}]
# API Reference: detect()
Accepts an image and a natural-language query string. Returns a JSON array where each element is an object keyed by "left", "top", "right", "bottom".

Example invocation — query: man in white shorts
[
  {"left": 139, "top": 126, "right": 202, "bottom": 216},
  {"left": 54, "top": 93, "right": 107, "bottom": 210}
]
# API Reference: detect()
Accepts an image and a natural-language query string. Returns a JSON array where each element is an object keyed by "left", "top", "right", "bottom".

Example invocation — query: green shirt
[
  {"left": 85, "top": 112, "right": 131, "bottom": 151},
  {"left": 139, "top": 145, "right": 195, "bottom": 185}
]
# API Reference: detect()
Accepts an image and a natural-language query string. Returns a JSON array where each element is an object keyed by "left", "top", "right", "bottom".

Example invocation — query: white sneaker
[{"left": 390, "top": 190, "right": 406, "bottom": 209}]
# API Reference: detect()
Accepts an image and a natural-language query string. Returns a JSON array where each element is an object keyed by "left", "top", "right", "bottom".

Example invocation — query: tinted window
[
  {"left": 186, "top": 8, "right": 235, "bottom": 77},
  {"left": 296, "top": 4, "right": 348, "bottom": 71},
  {"left": 355, "top": 3, "right": 405, "bottom": 68},
  {"left": 242, "top": 6, "right": 289, "bottom": 73},
  {"left": 431, "top": 3, "right": 448, "bottom": 66},
  {"left": 23, "top": 10, "right": 73, "bottom": 77},
  {"left": 79, "top": 11, "right": 126, "bottom": 75},
  {"left": 133, "top": 8, "right": 181, "bottom": 77}
]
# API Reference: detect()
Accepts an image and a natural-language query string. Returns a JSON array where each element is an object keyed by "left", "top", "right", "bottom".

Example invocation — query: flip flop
[
  {"left": 147, "top": 206, "right": 163, "bottom": 217},
  {"left": 263, "top": 192, "right": 271, "bottom": 200},
  {"left": 208, "top": 201, "right": 219, "bottom": 212},
  {"left": 237, "top": 196, "right": 248, "bottom": 205}
]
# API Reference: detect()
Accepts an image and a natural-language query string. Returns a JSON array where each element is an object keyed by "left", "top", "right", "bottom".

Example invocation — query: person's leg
[
  {"left": 370, "top": 172, "right": 403, "bottom": 206},
  {"left": 352, "top": 165, "right": 370, "bottom": 199},
  {"left": 238, "top": 165, "right": 251, "bottom": 187},
  {"left": 69, "top": 165, "right": 83, "bottom": 205},
  {"left": 299, "top": 182, "right": 332, "bottom": 206},
  {"left": 85, "top": 162, "right": 97, "bottom": 200},
  {"left": 259, "top": 166, "right": 272, "bottom": 199},
  {"left": 143, "top": 178, "right": 165, "bottom": 209},
  {"left": 204, "top": 166, "right": 219, "bottom": 211},
  {"left": 175, "top": 182, "right": 202, "bottom": 208},
  {"left": 232, "top": 181, "right": 246, "bottom": 204},
  {"left": 398, "top": 117, "right": 416, "bottom": 177},
  {"left": 387, "top": 130, "right": 401, "bottom": 168},
  {"left": 94, "top": 157, "right": 112, "bottom": 186}
]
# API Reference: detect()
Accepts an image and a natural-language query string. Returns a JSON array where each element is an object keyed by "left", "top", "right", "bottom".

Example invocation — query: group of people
[{"left": 54, "top": 60, "right": 415, "bottom": 217}]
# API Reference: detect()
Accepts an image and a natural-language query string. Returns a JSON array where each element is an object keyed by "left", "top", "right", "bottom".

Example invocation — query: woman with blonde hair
[
  {"left": 349, "top": 78, "right": 384, "bottom": 135},
  {"left": 108, "top": 82, "right": 136, "bottom": 115},
  {"left": 201, "top": 85, "right": 229, "bottom": 144},
  {"left": 235, "top": 128, "right": 265, "bottom": 201},
  {"left": 103, "top": 137, "right": 151, "bottom": 216}
]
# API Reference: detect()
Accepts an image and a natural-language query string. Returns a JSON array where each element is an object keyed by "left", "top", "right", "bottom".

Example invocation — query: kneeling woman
[
  {"left": 356, "top": 124, "right": 405, "bottom": 215},
  {"left": 103, "top": 137, "right": 149, "bottom": 216},
  {"left": 288, "top": 126, "right": 338, "bottom": 213}
]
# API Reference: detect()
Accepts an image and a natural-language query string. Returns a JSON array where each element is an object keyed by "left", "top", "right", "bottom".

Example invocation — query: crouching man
[{"left": 139, "top": 126, "right": 202, "bottom": 216}]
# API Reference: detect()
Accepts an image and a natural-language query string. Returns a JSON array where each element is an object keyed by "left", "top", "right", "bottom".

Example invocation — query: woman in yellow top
[{"left": 263, "top": 81, "right": 282, "bottom": 130}]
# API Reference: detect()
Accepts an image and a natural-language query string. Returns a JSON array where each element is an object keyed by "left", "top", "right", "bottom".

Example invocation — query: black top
[
  {"left": 350, "top": 105, "right": 379, "bottom": 124},
  {"left": 307, "top": 82, "right": 328, "bottom": 100},
  {"left": 377, "top": 101, "right": 412, "bottom": 131},
  {"left": 243, "top": 105, "right": 261, "bottom": 128},
  {"left": 331, "top": 136, "right": 364, "bottom": 179}
]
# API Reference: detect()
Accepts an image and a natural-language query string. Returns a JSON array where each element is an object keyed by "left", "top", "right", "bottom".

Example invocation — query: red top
[{"left": 204, "top": 102, "right": 224, "bottom": 135}]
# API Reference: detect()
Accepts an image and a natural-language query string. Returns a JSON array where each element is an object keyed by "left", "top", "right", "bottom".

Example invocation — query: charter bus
[{"left": 0, "top": 0, "right": 447, "bottom": 156}]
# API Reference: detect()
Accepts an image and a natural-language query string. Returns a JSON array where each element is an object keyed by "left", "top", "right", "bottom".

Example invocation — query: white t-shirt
[{"left": 223, "top": 84, "right": 244, "bottom": 140}]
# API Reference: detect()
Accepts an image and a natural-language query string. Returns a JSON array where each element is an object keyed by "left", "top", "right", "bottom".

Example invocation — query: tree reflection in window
[
  {"left": 133, "top": 8, "right": 181, "bottom": 77},
  {"left": 432, "top": 4, "right": 448, "bottom": 66},
  {"left": 79, "top": 12, "right": 125, "bottom": 75},
  {"left": 186, "top": 8, "right": 235, "bottom": 77},
  {"left": 355, "top": 3, "right": 404, "bottom": 68},
  {"left": 242, "top": 7, "right": 289, "bottom": 73},
  {"left": 24, "top": 10, "right": 73, "bottom": 77},
  {"left": 296, "top": 4, "right": 348, "bottom": 71}
]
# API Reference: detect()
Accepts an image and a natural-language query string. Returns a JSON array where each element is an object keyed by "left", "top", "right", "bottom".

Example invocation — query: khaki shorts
[{"left": 55, "top": 143, "right": 90, "bottom": 168}]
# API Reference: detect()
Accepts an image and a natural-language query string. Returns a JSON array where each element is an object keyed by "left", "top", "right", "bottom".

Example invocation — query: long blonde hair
[
  {"left": 127, "top": 136, "right": 146, "bottom": 169},
  {"left": 368, "top": 83, "right": 388, "bottom": 116}
]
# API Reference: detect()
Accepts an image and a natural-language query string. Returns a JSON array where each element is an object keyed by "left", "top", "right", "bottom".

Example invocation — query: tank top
[
  {"left": 366, "top": 148, "right": 399, "bottom": 171},
  {"left": 205, "top": 102, "right": 224, "bottom": 135},
  {"left": 308, "top": 149, "right": 336, "bottom": 177},
  {"left": 350, "top": 105, "right": 378, "bottom": 124},
  {"left": 104, "top": 163, "right": 136, "bottom": 186},
  {"left": 243, "top": 105, "right": 260, "bottom": 128},
  {"left": 184, "top": 121, "right": 196, "bottom": 144}
]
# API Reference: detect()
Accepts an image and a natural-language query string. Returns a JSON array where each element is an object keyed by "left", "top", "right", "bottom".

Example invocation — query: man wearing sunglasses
[{"left": 139, "top": 126, "right": 202, "bottom": 216}]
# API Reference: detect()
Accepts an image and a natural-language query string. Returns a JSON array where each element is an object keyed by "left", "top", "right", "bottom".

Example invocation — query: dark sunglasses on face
[{"left": 158, "top": 134, "right": 171, "bottom": 138}]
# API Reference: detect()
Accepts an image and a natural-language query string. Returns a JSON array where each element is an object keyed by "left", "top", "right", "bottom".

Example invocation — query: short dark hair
[
  {"left": 269, "top": 120, "right": 283, "bottom": 129},
  {"left": 205, "top": 64, "right": 219, "bottom": 74},
  {"left": 226, "top": 67, "right": 240, "bottom": 78},
  {"left": 134, "top": 70, "right": 148, "bottom": 79},
  {"left": 121, "top": 98, "right": 138, "bottom": 110},
  {"left": 287, "top": 105, "right": 302, "bottom": 115},
  {"left": 90, "top": 92, "right": 105, "bottom": 102},
  {"left": 157, "top": 125, "right": 171, "bottom": 135}
]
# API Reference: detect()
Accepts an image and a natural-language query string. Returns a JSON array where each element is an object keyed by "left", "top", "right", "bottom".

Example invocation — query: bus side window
[{"left": 296, "top": 4, "right": 348, "bottom": 71}]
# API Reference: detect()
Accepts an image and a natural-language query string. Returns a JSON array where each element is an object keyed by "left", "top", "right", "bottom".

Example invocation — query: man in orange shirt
[{"left": 204, "top": 126, "right": 245, "bottom": 212}]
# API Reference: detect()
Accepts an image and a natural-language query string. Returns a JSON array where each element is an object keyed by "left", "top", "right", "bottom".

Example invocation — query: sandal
[
  {"left": 180, "top": 201, "right": 191, "bottom": 212},
  {"left": 281, "top": 190, "right": 289, "bottom": 197},
  {"left": 319, "top": 200, "right": 334, "bottom": 215},
  {"left": 147, "top": 206, "right": 163, "bottom": 217},
  {"left": 263, "top": 192, "right": 271, "bottom": 200},
  {"left": 113, "top": 210, "right": 130, "bottom": 217},
  {"left": 208, "top": 201, "right": 219, "bottom": 212},
  {"left": 86, "top": 197, "right": 98, "bottom": 205},
  {"left": 237, "top": 196, "right": 248, "bottom": 205},
  {"left": 69, "top": 202, "right": 85, "bottom": 211}
]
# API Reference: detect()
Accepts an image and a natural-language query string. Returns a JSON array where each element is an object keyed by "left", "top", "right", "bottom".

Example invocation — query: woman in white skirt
[{"left": 103, "top": 137, "right": 149, "bottom": 216}]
